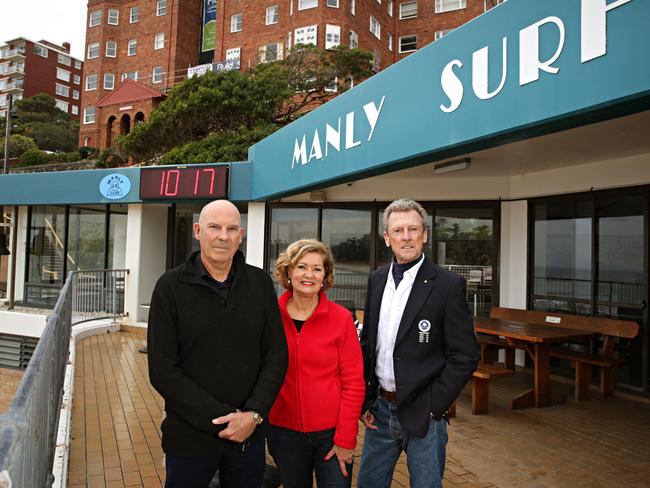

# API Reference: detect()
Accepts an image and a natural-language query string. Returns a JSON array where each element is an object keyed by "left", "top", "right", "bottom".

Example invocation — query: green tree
[
  {"left": 0, "top": 134, "right": 38, "bottom": 159},
  {"left": 122, "top": 44, "right": 373, "bottom": 163}
]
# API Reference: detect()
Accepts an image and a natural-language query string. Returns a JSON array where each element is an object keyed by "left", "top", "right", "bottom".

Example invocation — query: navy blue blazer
[{"left": 360, "top": 256, "right": 480, "bottom": 437}]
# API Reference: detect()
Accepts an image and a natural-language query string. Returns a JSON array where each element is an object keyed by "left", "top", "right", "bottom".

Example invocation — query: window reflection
[{"left": 268, "top": 208, "right": 318, "bottom": 271}]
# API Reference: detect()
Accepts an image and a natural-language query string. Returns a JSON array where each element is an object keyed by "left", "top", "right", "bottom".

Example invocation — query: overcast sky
[{"left": 1, "top": 0, "right": 88, "bottom": 59}]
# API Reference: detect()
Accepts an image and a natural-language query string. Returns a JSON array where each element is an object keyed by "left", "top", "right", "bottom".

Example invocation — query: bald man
[{"left": 148, "top": 200, "right": 288, "bottom": 488}]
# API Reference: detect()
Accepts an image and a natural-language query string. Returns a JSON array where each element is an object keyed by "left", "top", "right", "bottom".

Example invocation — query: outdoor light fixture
[{"left": 433, "top": 157, "right": 471, "bottom": 175}]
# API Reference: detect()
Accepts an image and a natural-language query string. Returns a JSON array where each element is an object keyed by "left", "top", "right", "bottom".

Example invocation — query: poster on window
[{"left": 201, "top": 0, "right": 217, "bottom": 52}]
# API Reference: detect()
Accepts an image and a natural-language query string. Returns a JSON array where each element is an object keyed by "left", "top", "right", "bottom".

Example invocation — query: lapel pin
[{"left": 424, "top": 280, "right": 428, "bottom": 283}]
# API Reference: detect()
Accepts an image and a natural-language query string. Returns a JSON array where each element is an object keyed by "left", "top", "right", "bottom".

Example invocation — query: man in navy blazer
[{"left": 357, "top": 198, "right": 479, "bottom": 488}]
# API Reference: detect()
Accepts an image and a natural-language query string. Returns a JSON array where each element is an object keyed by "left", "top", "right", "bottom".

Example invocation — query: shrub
[
  {"left": 79, "top": 146, "right": 99, "bottom": 160},
  {"left": 19, "top": 148, "right": 48, "bottom": 166},
  {"left": 96, "top": 147, "right": 128, "bottom": 168}
]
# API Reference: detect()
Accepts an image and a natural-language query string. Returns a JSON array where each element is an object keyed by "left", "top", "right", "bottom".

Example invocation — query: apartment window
[
  {"left": 106, "top": 41, "right": 117, "bottom": 58},
  {"left": 325, "top": 25, "right": 341, "bottom": 49},
  {"left": 388, "top": 0, "right": 394, "bottom": 16},
  {"left": 154, "top": 32, "right": 165, "bottom": 50},
  {"left": 87, "top": 42, "right": 100, "bottom": 59},
  {"left": 74, "top": 75, "right": 80, "bottom": 84},
  {"left": 89, "top": 10, "right": 102, "bottom": 27},
  {"left": 83, "top": 107, "right": 96, "bottom": 124},
  {"left": 121, "top": 71, "right": 138, "bottom": 81},
  {"left": 127, "top": 39, "right": 137, "bottom": 56},
  {"left": 130, "top": 6, "right": 139, "bottom": 22},
  {"left": 103, "top": 73, "right": 115, "bottom": 89},
  {"left": 295, "top": 25, "right": 318, "bottom": 46},
  {"left": 399, "top": 34, "right": 417, "bottom": 52},
  {"left": 57, "top": 53, "right": 71, "bottom": 66},
  {"left": 435, "top": 29, "right": 453, "bottom": 40},
  {"left": 259, "top": 43, "right": 282, "bottom": 63},
  {"left": 75, "top": 60, "right": 82, "bottom": 69},
  {"left": 399, "top": 1, "right": 418, "bottom": 19},
  {"left": 107, "top": 9, "right": 119, "bottom": 25},
  {"left": 435, "top": 0, "right": 466, "bottom": 13},
  {"left": 266, "top": 5, "right": 279, "bottom": 25},
  {"left": 55, "top": 100, "right": 69, "bottom": 112},
  {"left": 325, "top": 77, "right": 338, "bottom": 92},
  {"left": 226, "top": 47, "right": 241, "bottom": 60},
  {"left": 298, "top": 0, "right": 317, "bottom": 10},
  {"left": 71, "top": 105, "right": 79, "bottom": 115},
  {"left": 157, "top": 0, "right": 167, "bottom": 16},
  {"left": 56, "top": 68, "right": 71, "bottom": 82},
  {"left": 55, "top": 83, "right": 70, "bottom": 97},
  {"left": 72, "top": 89, "right": 80, "bottom": 99},
  {"left": 85, "top": 74, "right": 98, "bottom": 91},
  {"left": 370, "top": 15, "right": 381, "bottom": 39},
  {"left": 152, "top": 66, "right": 164, "bottom": 83},
  {"left": 327, "top": 0, "right": 339, "bottom": 6},
  {"left": 231, "top": 13, "right": 243, "bottom": 32},
  {"left": 388, "top": 33, "right": 393, "bottom": 51},
  {"left": 33, "top": 45, "right": 48, "bottom": 58},
  {"left": 351, "top": 0, "right": 355, "bottom": 15},
  {"left": 349, "top": 30, "right": 359, "bottom": 48},
  {"left": 0, "top": 79, "right": 6, "bottom": 90}
]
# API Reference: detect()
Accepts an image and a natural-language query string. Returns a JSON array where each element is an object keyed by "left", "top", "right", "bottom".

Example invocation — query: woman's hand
[{"left": 324, "top": 444, "right": 354, "bottom": 478}]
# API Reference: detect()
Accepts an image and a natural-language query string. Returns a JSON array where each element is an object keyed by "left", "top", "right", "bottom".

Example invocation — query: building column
[
  {"left": 5, "top": 206, "right": 27, "bottom": 303},
  {"left": 124, "top": 204, "right": 169, "bottom": 323},
  {"left": 245, "top": 202, "right": 266, "bottom": 268}
]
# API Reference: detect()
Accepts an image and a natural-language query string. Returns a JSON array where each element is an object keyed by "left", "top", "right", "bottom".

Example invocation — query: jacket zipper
[{"left": 295, "top": 332, "right": 305, "bottom": 432}]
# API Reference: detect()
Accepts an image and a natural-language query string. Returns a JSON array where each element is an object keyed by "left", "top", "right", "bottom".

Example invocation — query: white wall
[
  {"left": 5, "top": 206, "right": 27, "bottom": 303},
  {"left": 245, "top": 202, "right": 266, "bottom": 268},
  {"left": 499, "top": 200, "right": 528, "bottom": 309},
  {"left": 0, "top": 311, "right": 46, "bottom": 337}
]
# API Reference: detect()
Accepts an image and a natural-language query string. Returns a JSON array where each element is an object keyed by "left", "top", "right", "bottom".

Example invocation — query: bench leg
[
  {"left": 472, "top": 377, "right": 489, "bottom": 415},
  {"left": 481, "top": 344, "right": 497, "bottom": 365},
  {"left": 600, "top": 367, "right": 614, "bottom": 397},
  {"left": 504, "top": 349, "right": 515, "bottom": 371},
  {"left": 574, "top": 362, "right": 591, "bottom": 401}
]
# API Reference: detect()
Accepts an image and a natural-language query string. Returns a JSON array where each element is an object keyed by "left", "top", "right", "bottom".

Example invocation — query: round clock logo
[{"left": 99, "top": 173, "right": 131, "bottom": 200}]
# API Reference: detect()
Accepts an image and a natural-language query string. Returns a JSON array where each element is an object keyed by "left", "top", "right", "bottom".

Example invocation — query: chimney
[{"left": 62, "top": 42, "right": 70, "bottom": 52}]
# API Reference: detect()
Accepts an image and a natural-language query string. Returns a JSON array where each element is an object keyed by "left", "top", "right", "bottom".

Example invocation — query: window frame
[
  {"left": 127, "top": 39, "right": 137, "bottom": 56},
  {"left": 105, "top": 41, "right": 117, "bottom": 58},
  {"left": 154, "top": 32, "right": 165, "bottom": 50},
  {"left": 369, "top": 15, "right": 381, "bottom": 39},
  {"left": 399, "top": 34, "right": 417, "bottom": 53},
  {"left": 157, "top": 0, "right": 167, "bottom": 16},
  {"left": 87, "top": 42, "right": 100, "bottom": 59},
  {"left": 103, "top": 73, "right": 115, "bottom": 90},
  {"left": 298, "top": 0, "right": 318, "bottom": 11},
  {"left": 231, "top": 13, "right": 243, "bottom": 33},
  {"left": 56, "top": 68, "right": 71, "bottom": 82},
  {"left": 85, "top": 74, "right": 98, "bottom": 91},
  {"left": 434, "top": 0, "right": 466, "bottom": 14},
  {"left": 107, "top": 8, "right": 119, "bottom": 25},
  {"left": 399, "top": 1, "right": 418, "bottom": 19},
  {"left": 89, "top": 10, "right": 102, "bottom": 27},
  {"left": 83, "top": 106, "right": 96, "bottom": 124},
  {"left": 325, "top": 24, "right": 341, "bottom": 49},
  {"left": 130, "top": 6, "right": 139, "bottom": 23},
  {"left": 265, "top": 5, "right": 279, "bottom": 25}
]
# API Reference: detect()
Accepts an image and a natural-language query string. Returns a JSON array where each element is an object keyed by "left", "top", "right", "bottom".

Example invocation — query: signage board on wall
[{"left": 201, "top": 0, "right": 217, "bottom": 52}]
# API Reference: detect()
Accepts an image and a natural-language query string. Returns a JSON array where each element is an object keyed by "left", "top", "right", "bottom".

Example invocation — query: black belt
[{"left": 379, "top": 387, "right": 397, "bottom": 403}]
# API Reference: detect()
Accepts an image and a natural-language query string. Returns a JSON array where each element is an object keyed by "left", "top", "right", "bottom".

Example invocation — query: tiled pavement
[{"left": 68, "top": 328, "right": 650, "bottom": 488}]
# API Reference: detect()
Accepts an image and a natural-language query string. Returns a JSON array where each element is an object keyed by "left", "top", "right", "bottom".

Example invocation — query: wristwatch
[{"left": 249, "top": 411, "right": 264, "bottom": 425}]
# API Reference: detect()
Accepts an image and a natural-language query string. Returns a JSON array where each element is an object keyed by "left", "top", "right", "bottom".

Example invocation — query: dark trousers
[
  {"left": 165, "top": 437, "right": 265, "bottom": 488},
  {"left": 267, "top": 424, "right": 353, "bottom": 488}
]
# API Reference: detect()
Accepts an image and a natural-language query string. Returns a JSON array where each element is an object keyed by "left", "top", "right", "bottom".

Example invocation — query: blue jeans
[
  {"left": 267, "top": 424, "right": 353, "bottom": 488},
  {"left": 165, "top": 437, "right": 265, "bottom": 488},
  {"left": 357, "top": 397, "right": 448, "bottom": 488}
]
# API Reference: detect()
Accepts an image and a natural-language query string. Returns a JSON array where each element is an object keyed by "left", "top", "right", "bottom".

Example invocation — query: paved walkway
[{"left": 68, "top": 328, "right": 650, "bottom": 488}]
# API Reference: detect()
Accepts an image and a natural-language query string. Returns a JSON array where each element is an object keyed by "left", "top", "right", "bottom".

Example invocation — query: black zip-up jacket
[{"left": 147, "top": 250, "right": 288, "bottom": 456}]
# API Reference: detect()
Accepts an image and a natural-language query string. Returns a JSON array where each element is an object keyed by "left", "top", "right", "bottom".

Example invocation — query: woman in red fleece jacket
[{"left": 268, "top": 238, "right": 365, "bottom": 488}]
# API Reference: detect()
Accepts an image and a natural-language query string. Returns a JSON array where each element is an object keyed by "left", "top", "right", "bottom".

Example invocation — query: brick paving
[
  {"left": 0, "top": 367, "right": 23, "bottom": 413},
  {"left": 68, "top": 328, "right": 650, "bottom": 488}
]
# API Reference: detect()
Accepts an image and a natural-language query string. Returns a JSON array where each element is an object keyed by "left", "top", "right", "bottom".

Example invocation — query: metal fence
[{"left": 71, "top": 269, "right": 128, "bottom": 325}]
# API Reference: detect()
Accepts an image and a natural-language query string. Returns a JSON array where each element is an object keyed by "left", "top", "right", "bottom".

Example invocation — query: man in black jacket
[
  {"left": 148, "top": 200, "right": 288, "bottom": 488},
  {"left": 357, "top": 198, "right": 479, "bottom": 488}
]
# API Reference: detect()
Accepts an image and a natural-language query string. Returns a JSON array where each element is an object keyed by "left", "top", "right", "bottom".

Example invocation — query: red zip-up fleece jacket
[{"left": 268, "top": 290, "right": 365, "bottom": 449}]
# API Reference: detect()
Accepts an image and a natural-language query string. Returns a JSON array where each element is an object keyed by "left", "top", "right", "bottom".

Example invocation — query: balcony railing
[{"left": 2, "top": 47, "right": 26, "bottom": 60}]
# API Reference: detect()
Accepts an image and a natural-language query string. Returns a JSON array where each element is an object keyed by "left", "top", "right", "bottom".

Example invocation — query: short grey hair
[{"left": 383, "top": 198, "right": 428, "bottom": 231}]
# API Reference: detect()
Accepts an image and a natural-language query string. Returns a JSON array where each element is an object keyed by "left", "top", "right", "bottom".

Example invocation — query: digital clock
[{"left": 140, "top": 165, "right": 229, "bottom": 200}]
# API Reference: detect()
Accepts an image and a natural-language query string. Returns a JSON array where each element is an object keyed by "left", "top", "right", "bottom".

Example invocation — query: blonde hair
[{"left": 274, "top": 239, "right": 335, "bottom": 291}]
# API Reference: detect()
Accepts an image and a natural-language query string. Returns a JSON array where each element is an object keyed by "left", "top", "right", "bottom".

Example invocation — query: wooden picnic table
[{"left": 473, "top": 317, "right": 595, "bottom": 409}]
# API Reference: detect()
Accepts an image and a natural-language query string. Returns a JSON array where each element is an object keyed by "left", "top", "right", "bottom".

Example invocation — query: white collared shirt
[{"left": 375, "top": 254, "right": 425, "bottom": 392}]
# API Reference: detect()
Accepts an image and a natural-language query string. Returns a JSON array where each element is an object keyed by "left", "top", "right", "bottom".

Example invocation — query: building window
[
  {"left": 152, "top": 66, "right": 163, "bottom": 83},
  {"left": 71, "top": 105, "right": 79, "bottom": 115},
  {"left": 369, "top": 15, "right": 381, "bottom": 39},
  {"left": 388, "top": 0, "right": 394, "bottom": 16},
  {"left": 435, "top": 29, "right": 453, "bottom": 40},
  {"left": 299, "top": 0, "right": 318, "bottom": 10},
  {"left": 157, "top": 0, "right": 167, "bottom": 16},
  {"left": 231, "top": 13, "right": 243, "bottom": 33},
  {"left": 226, "top": 47, "right": 241, "bottom": 60},
  {"left": 83, "top": 106, "right": 96, "bottom": 124},
  {"left": 295, "top": 25, "right": 318, "bottom": 46},
  {"left": 351, "top": 0, "right": 355, "bottom": 15},
  {"left": 435, "top": 0, "right": 466, "bottom": 13},
  {"left": 85, "top": 74, "right": 98, "bottom": 91},
  {"left": 55, "top": 83, "right": 70, "bottom": 97},
  {"left": 388, "top": 33, "right": 393, "bottom": 51},
  {"left": 127, "top": 39, "right": 137, "bottom": 56},
  {"left": 107, "top": 9, "right": 119, "bottom": 25},
  {"left": 105, "top": 41, "right": 117, "bottom": 58},
  {"left": 154, "top": 32, "right": 165, "bottom": 50},
  {"left": 259, "top": 43, "right": 282, "bottom": 63},
  {"left": 103, "top": 73, "right": 115, "bottom": 89},
  {"left": 399, "top": 34, "right": 417, "bottom": 52},
  {"left": 121, "top": 71, "right": 138, "bottom": 81},
  {"left": 130, "top": 6, "right": 139, "bottom": 22},
  {"left": 57, "top": 53, "right": 71, "bottom": 66},
  {"left": 56, "top": 68, "right": 71, "bottom": 82},
  {"left": 349, "top": 30, "right": 359, "bottom": 48},
  {"left": 326, "top": 0, "right": 339, "bottom": 6},
  {"left": 325, "top": 25, "right": 341, "bottom": 49},
  {"left": 89, "top": 10, "right": 102, "bottom": 27},
  {"left": 87, "top": 42, "right": 100, "bottom": 59},
  {"left": 74, "top": 74, "right": 80, "bottom": 84},
  {"left": 75, "top": 60, "right": 82, "bottom": 69},
  {"left": 33, "top": 44, "right": 49, "bottom": 58},
  {"left": 266, "top": 5, "right": 279, "bottom": 25},
  {"left": 72, "top": 89, "right": 80, "bottom": 99},
  {"left": 55, "top": 99, "right": 69, "bottom": 112},
  {"left": 399, "top": 1, "right": 418, "bottom": 19}
]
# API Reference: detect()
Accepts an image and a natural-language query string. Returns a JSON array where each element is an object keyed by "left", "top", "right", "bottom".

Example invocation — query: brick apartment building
[
  {"left": 0, "top": 38, "right": 83, "bottom": 120},
  {"left": 79, "top": 0, "right": 504, "bottom": 150}
]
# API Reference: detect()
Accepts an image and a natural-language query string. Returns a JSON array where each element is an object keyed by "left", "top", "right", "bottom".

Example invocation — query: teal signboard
[{"left": 250, "top": 0, "right": 650, "bottom": 200}]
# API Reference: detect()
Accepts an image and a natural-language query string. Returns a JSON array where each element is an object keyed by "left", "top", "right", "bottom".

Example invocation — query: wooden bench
[
  {"left": 472, "top": 363, "right": 513, "bottom": 414},
  {"left": 485, "top": 307, "right": 639, "bottom": 400}
]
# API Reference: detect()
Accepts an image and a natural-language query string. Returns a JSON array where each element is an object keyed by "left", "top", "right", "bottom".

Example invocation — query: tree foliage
[
  {"left": 0, "top": 133, "right": 38, "bottom": 158},
  {"left": 121, "top": 45, "right": 373, "bottom": 163}
]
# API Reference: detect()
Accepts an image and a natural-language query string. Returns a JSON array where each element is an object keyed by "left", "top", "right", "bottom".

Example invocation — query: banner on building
[{"left": 201, "top": 0, "right": 217, "bottom": 52}]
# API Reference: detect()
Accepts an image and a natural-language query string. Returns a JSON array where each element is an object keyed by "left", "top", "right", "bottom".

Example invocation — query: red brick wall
[{"left": 0, "top": 368, "right": 23, "bottom": 414}]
